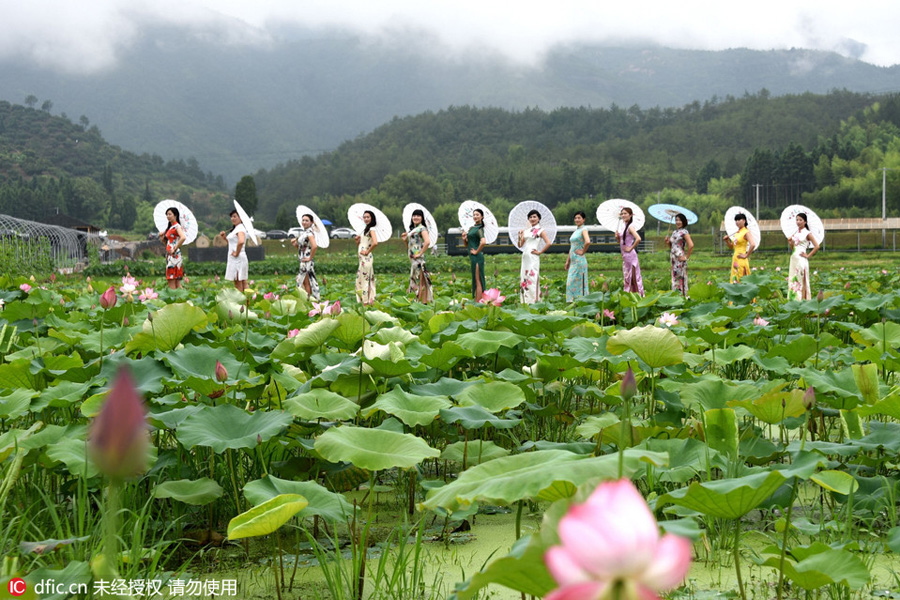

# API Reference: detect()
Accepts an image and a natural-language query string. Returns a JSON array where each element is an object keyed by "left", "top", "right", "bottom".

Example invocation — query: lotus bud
[
  {"left": 228, "top": 310, "right": 234, "bottom": 320},
  {"left": 816, "top": 290, "right": 824, "bottom": 303},
  {"left": 123, "top": 317, "right": 129, "bottom": 326},
  {"left": 147, "top": 311, "right": 154, "bottom": 322},
  {"left": 601, "top": 281, "right": 609, "bottom": 292},
  {"left": 621, "top": 366, "right": 637, "bottom": 401},
  {"left": 215, "top": 360, "right": 228, "bottom": 382},
  {"left": 33, "top": 318, "right": 38, "bottom": 329},
  {"left": 99, "top": 286, "right": 117, "bottom": 310},
  {"left": 240, "top": 305, "right": 245, "bottom": 314},
  {"left": 257, "top": 434, "right": 263, "bottom": 445},
  {"left": 88, "top": 367, "right": 150, "bottom": 480},
  {"left": 803, "top": 386, "right": 816, "bottom": 410}
]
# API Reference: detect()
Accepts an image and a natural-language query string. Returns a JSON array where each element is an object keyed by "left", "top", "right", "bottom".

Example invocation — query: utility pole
[
  {"left": 883, "top": 167, "right": 893, "bottom": 248},
  {"left": 753, "top": 184, "right": 763, "bottom": 221}
]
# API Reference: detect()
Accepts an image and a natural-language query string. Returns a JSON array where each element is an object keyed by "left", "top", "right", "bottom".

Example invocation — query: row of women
[{"left": 158, "top": 199, "right": 823, "bottom": 306}]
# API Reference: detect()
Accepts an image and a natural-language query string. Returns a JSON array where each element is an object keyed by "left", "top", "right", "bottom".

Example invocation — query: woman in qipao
[
  {"left": 565, "top": 211, "right": 590, "bottom": 302},
  {"left": 665, "top": 213, "right": 694, "bottom": 297},
  {"left": 723, "top": 213, "right": 755, "bottom": 283},
  {"left": 291, "top": 213, "right": 320, "bottom": 301},
  {"left": 461, "top": 208, "right": 487, "bottom": 299},
  {"left": 787, "top": 212, "right": 819, "bottom": 300},
  {"left": 516, "top": 209, "right": 551, "bottom": 304},
  {"left": 616, "top": 207, "right": 644, "bottom": 296},
  {"left": 354, "top": 210, "right": 378, "bottom": 305},
  {"left": 159, "top": 207, "right": 186, "bottom": 289},
  {"left": 401, "top": 209, "right": 433, "bottom": 303}
]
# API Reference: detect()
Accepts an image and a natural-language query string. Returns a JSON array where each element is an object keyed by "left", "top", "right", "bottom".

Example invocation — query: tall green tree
[
  {"left": 235, "top": 175, "right": 258, "bottom": 214},
  {"left": 120, "top": 195, "right": 138, "bottom": 231}
]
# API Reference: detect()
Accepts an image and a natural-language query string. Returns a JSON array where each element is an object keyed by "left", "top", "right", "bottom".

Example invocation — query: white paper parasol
[
  {"left": 507, "top": 200, "right": 557, "bottom": 252},
  {"left": 402, "top": 203, "right": 439, "bottom": 248},
  {"left": 724, "top": 206, "right": 761, "bottom": 250},
  {"left": 153, "top": 199, "right": 198, "bottom": 244},
  {"left": 780, "top": 204, "right": 825, "bottom": 246},
  {"left": 596, "top": 199, "right": 645, "bottom": 234},
  {"left": 232, "top": 200, "right": 261, "bottom": 246},
  {"left": 648, "top": 203, "right": 699, "bottom": 225},
  {"left": 295, "top": 205, "right": 330, "bottom": 249},
  {"left": 348, "top": 203, "right": 392, "bottom": 242},
  {"left": 458, "top": 200, "right": 499, "bottom": 244}
]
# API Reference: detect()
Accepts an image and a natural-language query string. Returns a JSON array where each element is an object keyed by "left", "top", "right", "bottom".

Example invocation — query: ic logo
[{"left": 7, "top": 577, "right": 27, "bottom": 596}]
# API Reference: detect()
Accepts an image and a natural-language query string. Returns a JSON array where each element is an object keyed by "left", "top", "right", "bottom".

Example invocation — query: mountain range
[{"left": 1, "top": 27, "right": 899, "bottom": 183}]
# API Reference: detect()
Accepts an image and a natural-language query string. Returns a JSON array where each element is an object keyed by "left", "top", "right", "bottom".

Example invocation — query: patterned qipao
[
  {"left": 295, "top": 227, "right": 320, "bottom": 301},
  {"left": 565, "top": 226, "right": 588, "bottom": 302},
  {"left": 165, "top": 225, "right": 184, "bottom": 281},
  {"left": 407, "top": 224, "right": 433, "bottom": 303},
  {"left": 519, "top": 226, "right": 544, "bottom": 304},
  {"left": 669, "top": 227, "right": 689, "bottom": 296}
]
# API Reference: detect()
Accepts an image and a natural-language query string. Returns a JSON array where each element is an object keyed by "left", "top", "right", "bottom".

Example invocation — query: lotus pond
[{"left": 2, "top": 253, "right": 900, "bottom": 599}]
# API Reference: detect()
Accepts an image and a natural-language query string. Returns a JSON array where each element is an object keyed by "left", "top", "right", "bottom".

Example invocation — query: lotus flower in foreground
[
  {"left": 480, "top": 288, "right": 505, "bottom": 306},
  {"left": 88, "top": 367, "right": 149, "bottom": 480},
  {"left": 544, "top": 479, "right": 691, "bottom": 600}
]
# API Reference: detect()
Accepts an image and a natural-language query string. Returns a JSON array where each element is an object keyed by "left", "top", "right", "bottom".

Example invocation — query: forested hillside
[
  {"left": 255, "top": 90, "right": 900, "bottom": 232},
  {"left": 0, "top": 101, "right": 226, "bottom": 232}
]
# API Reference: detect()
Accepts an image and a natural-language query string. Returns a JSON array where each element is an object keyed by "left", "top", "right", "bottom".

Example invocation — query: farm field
[{"left": 2, "top": 246, "right": 900, "bottom": 599}]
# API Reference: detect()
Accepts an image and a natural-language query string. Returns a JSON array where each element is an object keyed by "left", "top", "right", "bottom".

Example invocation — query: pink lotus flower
[
  {"left": 88, "top": 367, "right": 150, "bottom": 480},
  {"left": 120, "top": 275, "right": 138, "bottom": 295},
  {"left": 657, "top": 312, "right": 679, "bottom": 327},
  {"left": 544, "top": 479, "right": 691, "bottom": 600},
  {"left": 480, "top": 288, "right": 506, "bottom": 306},
  {"left": 214, "top": 360, "right": 228, "bottom": 382},
  {"left": 309, "top": 300, "right": 342, "bottom": 317},
  {"left": 775, "top": 267, "right": 781, "bottom": 272},
  {"left": 138, "top": 288, "right": 158, "bottom": 303},
  {"left": 603, "top": 309, "right": 615, "bottom": 321},
  {"left": 263, "top": 292, "right": 276, "bottom": 301},
  {"left": 99, "top": 286, "right": 117, "bottom": 310},
  {"left": 308, "top": 301, "right": 327, "bottom": 317},
  {"left": 753, "top": 316, "right": 769, "bottom": 327},
  {"left": 19, "top": 283, "right": 32, "bottom": 293},
  {"left": 287, "top": 328, "right": 300, "bottom": 339}
]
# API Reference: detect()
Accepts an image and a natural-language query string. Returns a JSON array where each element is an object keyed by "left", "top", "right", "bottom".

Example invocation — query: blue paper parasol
[{"left": 648, "top": 204, "right": 699, "bottom": 225}]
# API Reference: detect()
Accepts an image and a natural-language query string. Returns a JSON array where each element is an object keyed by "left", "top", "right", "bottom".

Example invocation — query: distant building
[{"left": 40, "top": 213, "right": 101, "bottom": 234}]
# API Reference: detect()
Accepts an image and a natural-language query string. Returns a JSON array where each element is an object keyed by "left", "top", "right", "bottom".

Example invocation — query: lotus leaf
[
  {"left": 757, "top": 545, "right": 869, "bottom": 590},
  {"left": 362, "top": 387, "right": 450, "bottom": 427},
  {"left": 440, "top": 440, "right": 510, "bottom": 465},
  {"left": 284, "top": 389, "right": 359, "bottom": 421},
  {"left": 439, "top": 405, "right": 522, "bottom": 429},
  {"left": 227, "top": 493, "right": 308, "bottom": 540},
  {"left": 421, "top": 449, "right": 667, "bottom": 514},
  {"left": 125, "top": 302, "right": 208, "bottom": 353},
  {"left": 176, "top": 404, "right": 293, "bottom": 452},
  {"left": 152, "top": 478, "right": 224, "bottom": 505},
  {"left": 456, "top": 381, "right": 525, "bottom": 413},
  {"left": 810, "top": 470, "right": 859, "bottom": 495},
  {"left": 607, "top": 325, "right": 683, "bottom": 368},
  {"left": 455, "top": 330, "right": 525, "bottom": 355},
  {"left": 243, "top": 475, "right": 356, "bottom": 521},
  {"left": 656, "top": 471, "right": 787, "bottom": 519},
  {"left": 314, "top": 426, "right": 440, "bottom": 471},
  {"left": 451, "top": 534, "right": 554, "bottom": 600},
  {"left": 728, "top": 389, "right": 807, "bottom": 424}
]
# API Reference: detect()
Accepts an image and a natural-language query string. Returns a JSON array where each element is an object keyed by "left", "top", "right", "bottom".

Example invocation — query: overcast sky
[{"left": 2, "top": 0, "right": 899, "bottom": 74}]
